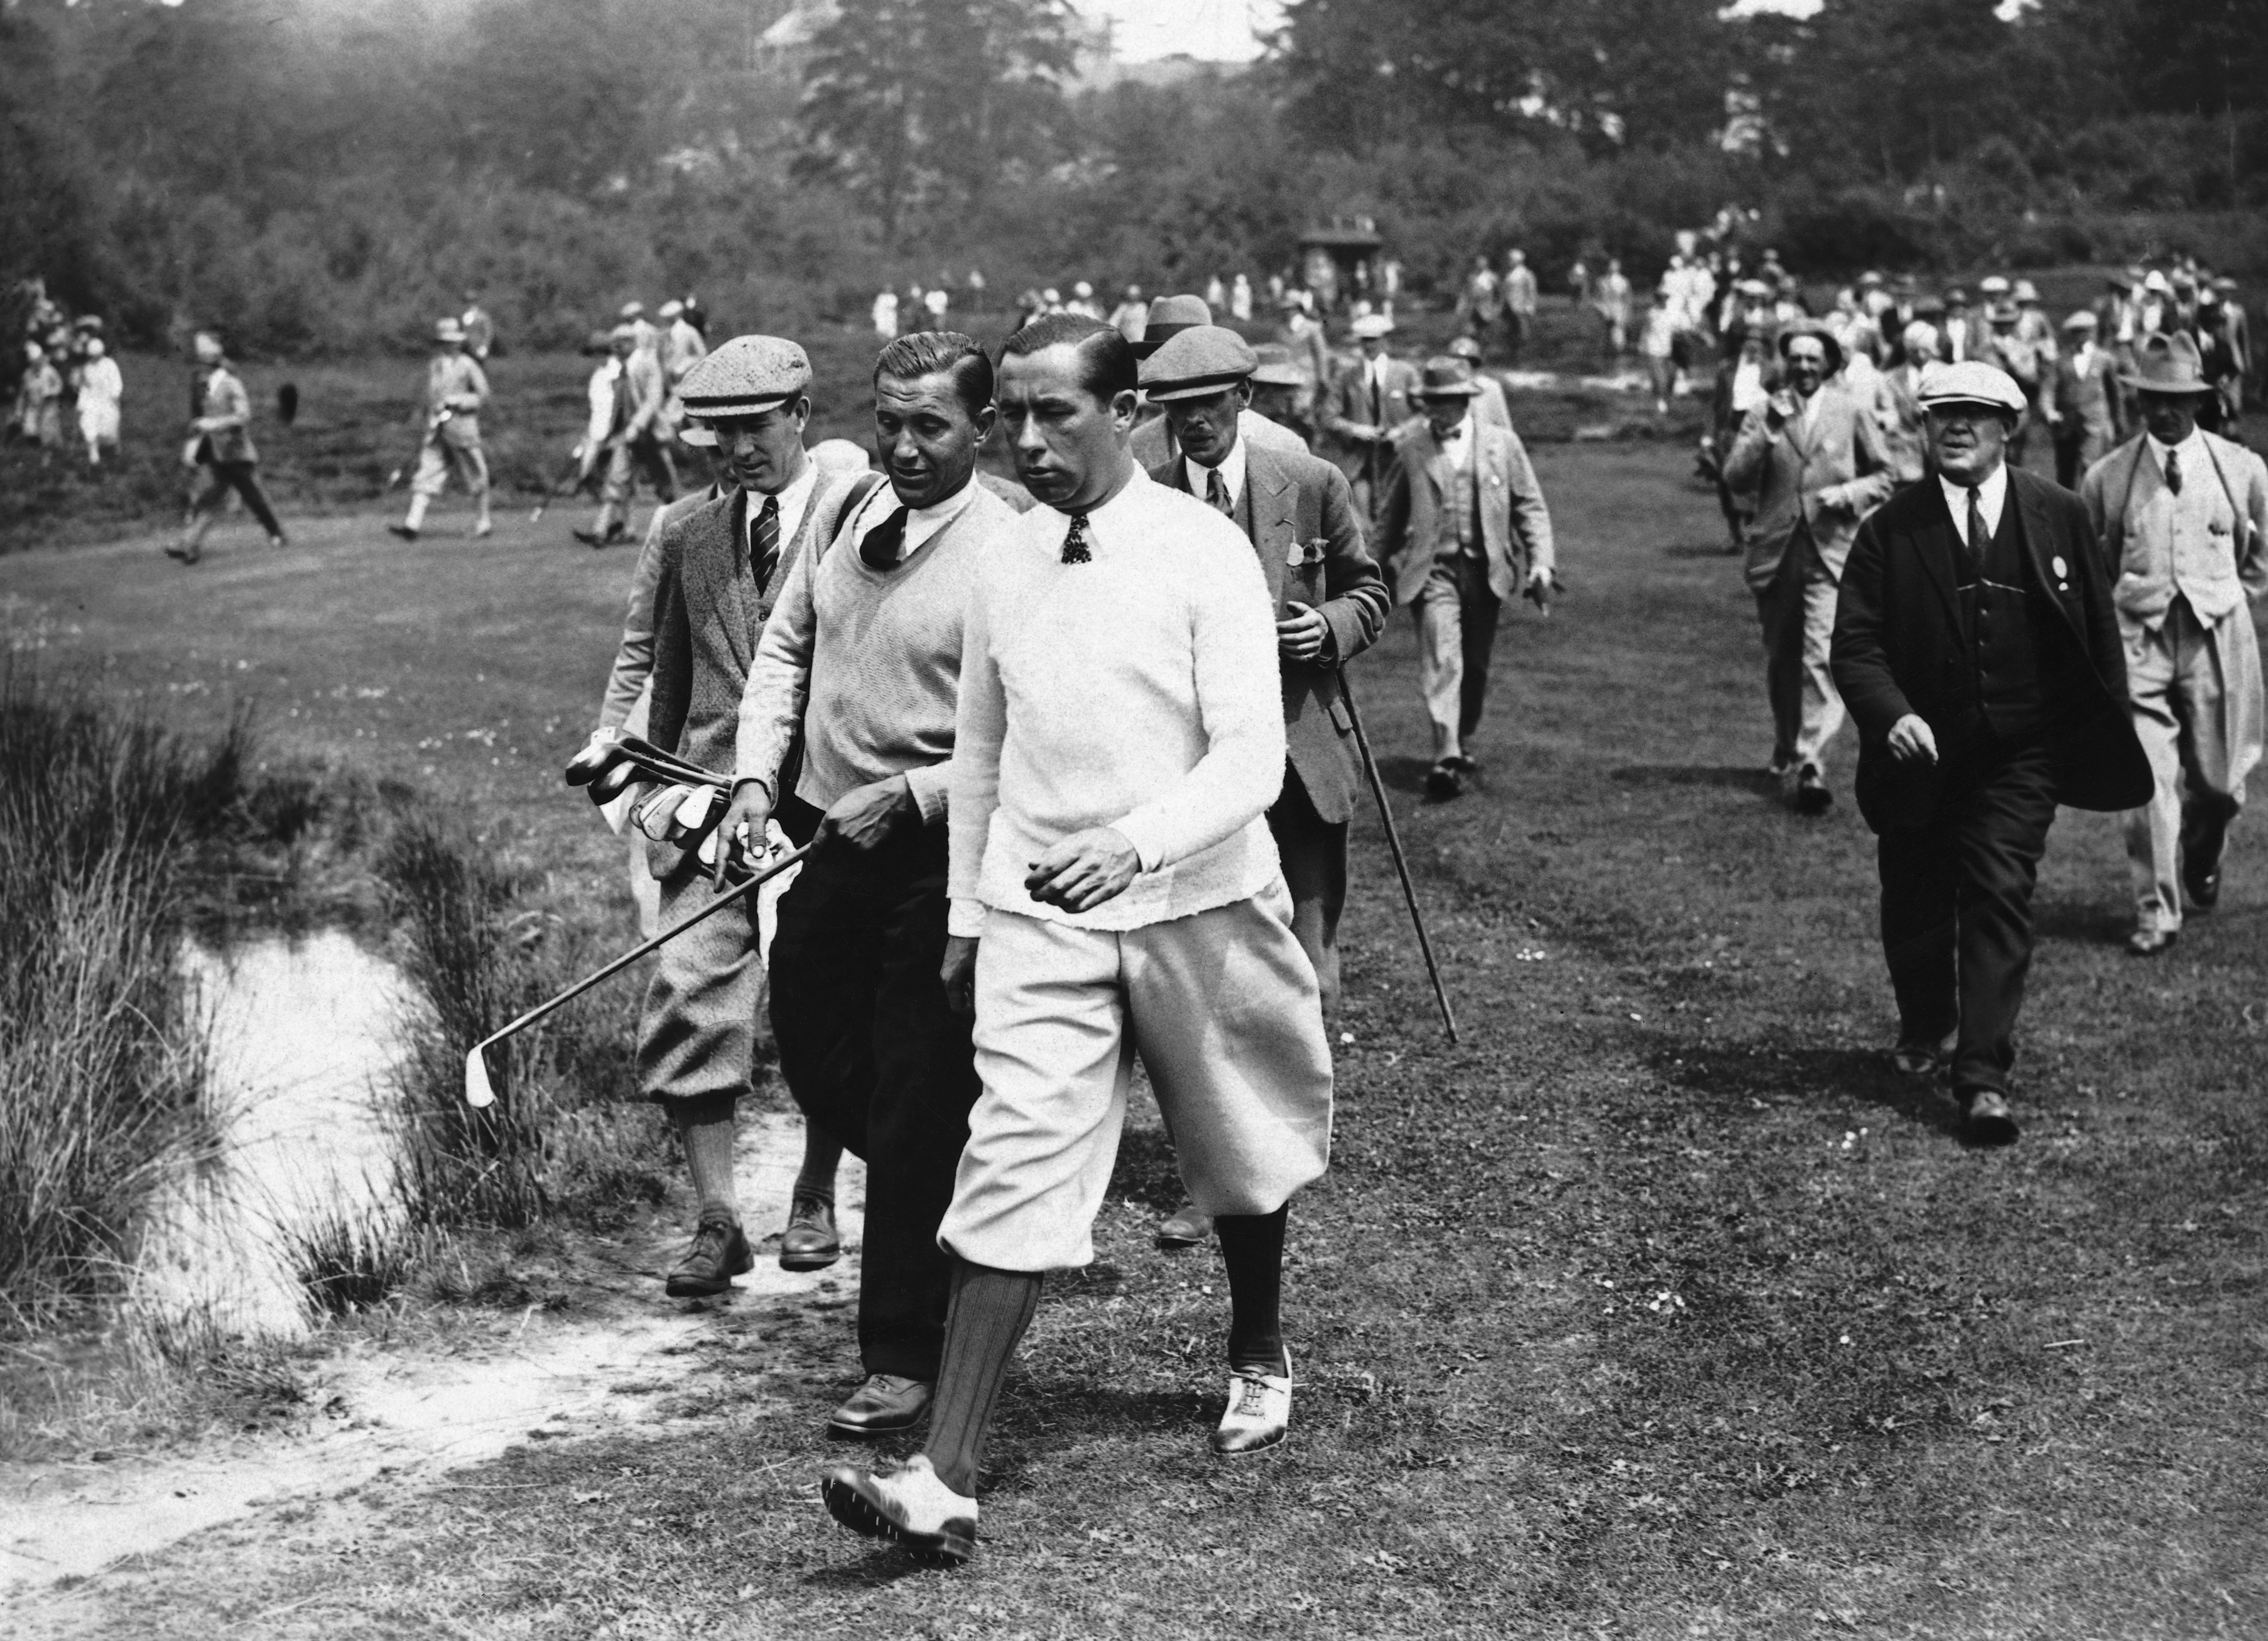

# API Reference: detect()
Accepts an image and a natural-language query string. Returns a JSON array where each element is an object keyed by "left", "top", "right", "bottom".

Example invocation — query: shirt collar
[
  {"left": 1184, "top": 433, "right": 1247, "bottom": 512},
  {"left": 852, "top": 470, "right": 977, "bottom": 562},
  {"left": 750, "top": 452, "right": 818, "bottom": 555},
  {"left": 1938, "top": 461, "right": 2009, "bottom": 540},
  {"left": 2145, "top": 427, "right": 2205, "bottom": 472}
]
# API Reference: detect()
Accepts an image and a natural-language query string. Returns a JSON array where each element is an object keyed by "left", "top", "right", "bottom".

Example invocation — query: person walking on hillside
[
  {"left": 1833, "top": 362, "right": 2151, "bottom": 1143},
  {"left": 2080, "top": 332, "right": 2267, "bottom": 957},
  {"left": 1723, "top": 320, "right": 1905, "bottom": 815},
  {"left": 1322, "top": 312, "right": 1419, "bottom": 525},
  {"left": 389, "top": 317, "right": 492, "bottom": 542},
  {"left": 576, "top": 322, "right": 677, "bottom": 547},
  {"left": 1875, "top": 321, "right": 1937, "bottom": 486},
  {"left": 1376, "top": 357, "right": 1556, "bottom": 800},
  {"left": 1455, "top": 255, "right": 1502, "bottom": 352},
  {"left": 171, "top": 330, "right": 286, "bottom": 564},
  {"left": 714, "top": 332, "right": 1013, "bottom": 1441},
  {"left": 1501, "top": 249, "right": 1539, "bottom": 364},
  {"left": 19, "top": 342, "right": 64, "bottom": 459},
  {"left": 615, "top": 335, "right": 882, "bottom": 1299},
  {"left": 73, "top": 337, "right": 122, "bottom": 467},
  {"left": 1596, "top": 258, "right": 1633, "bottom": 357},
  {"left": 2048, "top": 311, "right": 2122, "bottom": 488},
  {"left": 818, "top": 314, "right": 1333, "bottom": 1567}
]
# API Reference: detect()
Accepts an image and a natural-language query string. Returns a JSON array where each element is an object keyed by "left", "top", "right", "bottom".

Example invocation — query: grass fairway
[{"left": 4, "top": 438, "right": 2262, "bottom": 1638}]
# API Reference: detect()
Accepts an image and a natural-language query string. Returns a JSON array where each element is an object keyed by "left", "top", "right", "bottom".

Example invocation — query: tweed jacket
[
  {"left": 192, "top": 364, "right": 258, "bottom": 466},
  {"left": 2051, "top": 347, "right": 2124, "bottom": 464},
  {"left": 644, "top": 464, "right": 880, "bottom": 868},
  {"left": 1132, "top": 407, "right": 1306, "bottom": 470},
  {"left": 1723, "top": 380, "right": 1905, "bottom": 592},
  {"left": 1322, "top": 354, "right": 1422, "bottom": 486},
  {"left": 1149, "top": 443, "right": 1391, "bottom": 823},
  {"left": 1375, "top": 419, "right": 1555, "bottom": 608},
  {"left": 1831, "top": 466, "right": 2151, "bottom": 832},
  {"left": 2081, "top": 430, "right": 2268, "bottom": 629}
]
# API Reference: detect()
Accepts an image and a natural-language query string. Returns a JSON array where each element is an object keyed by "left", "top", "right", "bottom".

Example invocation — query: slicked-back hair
[
  {"left": 874, "top": 330, "right": 993, "bottom": 421},
  {"left": 999, "top": 312, "right": 1137, "bottom": 405}
]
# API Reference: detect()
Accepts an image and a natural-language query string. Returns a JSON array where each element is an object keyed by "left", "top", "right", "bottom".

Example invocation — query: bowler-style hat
[
  {"left": 679, "top": 334, "right": 812, "bottom": 422},
  {"left": 1139, "top": 325, "right": 1257, "bottom": 401},
  {"left": 1132, "top": 294, "right": 1211, "bottom": 358},
  {"left": 1776, "top": 318, "right": 1844, "bottom": 374},
  {"left": 1446, "top": 335, "right": 1484, "bottom": 363},
  {"left": 1916, "top": 360, "right": 2027, "bottom": 415},
  {"left": 2120, "top": 331, "right": 2211, "bottom": 396},
  {"left": 1413, "top": 356, "right": 1482, "bottom": 400},
  {"left": 1350, "top": 312, "right": 1396, "bottom": 341}
]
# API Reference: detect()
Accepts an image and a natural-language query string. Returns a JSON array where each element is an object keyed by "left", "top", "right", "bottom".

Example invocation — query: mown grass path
[{"left": 6, "top": 443, "right": 2262, "bottom": 1638}]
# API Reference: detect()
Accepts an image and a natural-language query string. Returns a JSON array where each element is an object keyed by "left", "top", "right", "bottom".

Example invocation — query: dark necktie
[
  {"left": 1061, "top": 511, "right": 1092, "bottom": 564},
  {"left": 2163, "top": 449, "right": 2183, "bottom": 496},
  {"left": 751, "top": 493, "right": 780, "bottom": 591},
  {"left": 1206, "top": 467, "right": 1232, "bottom": 517},
  {"left": 860, "top": 505, "right": 909, "bottom": 570},
  {"left": 1966, "top": 486, "right": 1989, "bottom": 564}
]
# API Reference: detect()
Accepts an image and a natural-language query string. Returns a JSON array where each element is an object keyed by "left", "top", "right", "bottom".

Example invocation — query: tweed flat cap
[
  {"left": 1140, "top": 325, "right": 1257, "bottom": 400},
  {"left": 1248, "top": 344, "right": 1308, "bottom": 387},
  {"left": 1133, "top": 294, "right": 1212, "bottom": 357},
  {"left": 679, "top": 335, "right": 811, "bottom": 419},
  {"left": 1916, "top": 360, "right": 2027, "bottom": 414},
  {"left": 1350, "top": 312, "right": 1396, "bottom": 340}
]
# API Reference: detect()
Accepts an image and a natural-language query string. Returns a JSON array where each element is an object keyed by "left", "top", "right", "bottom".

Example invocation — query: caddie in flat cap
[
  {"left": 1915, "top": 360, "right": 2028, "bottom": 415},
  {"left": 1139, "top": 325, "right": 1258, "bottom": 401}
]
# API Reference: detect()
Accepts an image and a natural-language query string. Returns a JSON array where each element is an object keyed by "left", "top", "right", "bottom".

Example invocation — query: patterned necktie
[
  {"left": 1966, "top": 486, "right": 1989, "bottom": 564},
  {"left": 859, "top": 506, "right": 909, "bottom": 570},
  {"left": 751, "top": 493, "right": 781, "bottom": 591},
  {"left": 2163, "top": 449, "right": 2183, "bottom": 496},
  {"left": 1206, "top": 467, "right": 1232, "bottom": 518},
  {"left": 1061, "top": 511, "right": 1092, "bottom": 564}
]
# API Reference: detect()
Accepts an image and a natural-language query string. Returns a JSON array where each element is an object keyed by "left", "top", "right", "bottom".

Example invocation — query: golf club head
[
  {"left": 563, "top": 736, "right": 625, "bottom": 787},
  {"left": 464, "top": 1045, "right": 496, "bottom": 1108},
  {"left": 619, "top": 734, "right": 722, "bottom": 786},
  {"left": 588, "top": 758, "right": 643, "bottom": 805}
]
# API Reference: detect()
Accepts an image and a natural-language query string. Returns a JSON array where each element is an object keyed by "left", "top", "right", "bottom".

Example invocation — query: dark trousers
[
  {"left": 1875, "top": 731, "right": 2059, "bottom": 1094},
  {"left": 1267, "top": 764, "right": 1348, "bottom": 1020},
  {"left": 188, "top": 460, "right": 283, "bottom": 537},
  {"left": 768, "top": 821, "right": 979, "bottom": 1381}
]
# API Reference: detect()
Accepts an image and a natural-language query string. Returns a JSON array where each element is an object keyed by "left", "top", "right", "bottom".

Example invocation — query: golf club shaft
[
  {"left": 1337, "top": 670, "right": 1460, "bottom": 1045},
  {"left": 472, "top": 842, "right": 813, "bottom": 1058}
]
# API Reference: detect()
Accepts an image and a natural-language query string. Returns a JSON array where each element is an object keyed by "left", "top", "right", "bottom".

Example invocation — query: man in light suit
[
  {"left": 1323, "top": 312, "right": 1421, "bottom": 526},
  {"left": 1376, "top": 357, "right": 1556, "bottom": 800},
  {"left": 576, "top": 323, "right": 677, "bottom": 547},
  {"left": 2048, "top": 310, "right": 2124, "bottom": 489},
  {"left": 2080, "top": 332, "right": 2268, "bottom": 956},
  {"left": 1723, "top": 320, "right": 1907, "bottom": 814},
  {"left": 1139, "top": 324, "right": 1391, "bottom": 1248},
  {"left": 619, "top": 335, "right": 884, "bottom": 1298}
]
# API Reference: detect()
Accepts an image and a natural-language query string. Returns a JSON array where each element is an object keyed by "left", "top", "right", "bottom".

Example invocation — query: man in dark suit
[
  {"left": 1322, "top": 312, "right": 1421, "bottom": 525},
  {"left": 1139, "top": 324, "right": 1390, "bottom": 1246},
  {"left": 1831, "top": 361, "right": 2151, "bottom": 1144}
]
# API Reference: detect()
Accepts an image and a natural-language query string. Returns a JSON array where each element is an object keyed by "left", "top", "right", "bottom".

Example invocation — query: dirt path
[{"left": 2, "top": 1113, "right": 865, "bottom": 1627}]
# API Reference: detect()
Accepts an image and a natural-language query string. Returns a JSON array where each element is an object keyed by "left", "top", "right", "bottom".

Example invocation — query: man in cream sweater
[
  {"left": 818, "top": 313, "right": 1335, "bottom": 1567},
  {"left": 717, "top": 332, "right": 1016, "bottom": 1439}
]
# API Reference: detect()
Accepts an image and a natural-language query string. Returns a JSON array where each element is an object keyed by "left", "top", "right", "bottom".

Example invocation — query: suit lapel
[
  {"left": 1913, "top": 481, "right": 1965, "bottom": 630},
  {"left": 1247, "top": 449, "right": 1296, "bottom": 604},
  {"left": 2010, "top": 470, "right": 2089, "bottom": 647},
  {"left": 712, "top": 488, "right": 754, "bottom": 672}
]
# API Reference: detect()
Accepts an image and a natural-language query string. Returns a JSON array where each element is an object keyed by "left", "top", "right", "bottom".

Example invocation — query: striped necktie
[
  {"left": 1206, "top": 467, "right": 1232, "bottom": 517},
  {"left": 751, "top": 493, "right": 780, "bottom": 591}
]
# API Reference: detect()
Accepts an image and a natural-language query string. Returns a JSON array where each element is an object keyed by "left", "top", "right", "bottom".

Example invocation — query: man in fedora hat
[
  {"left": 1130, "top": 295, "right": 1303, "bottom": 469},
  {"left": 2048, "top": 310, "right": 2123, "bottom": 488},
  {"left": 576, "top": 322, "right": 677, "bottom": 547},
  {"left": 2080, "top": 331, "right": 2268, "bottom": 956},
  {"left": 1723, "top": 319, "right": 1906, "bottom": 814},
  {"left": 1376, "top": 356, "right": 1555, "bottom": 799},
  {"left": 1246, "top": 344, "right": 1317, "bottom": 449},
  {"left": 614, "top": 334, "right": 884, "bottom": 1297},
  {"left": 389, "top": 316, "right": 492, "bottom": 542},
  {"left": 1834, "top": 361, "right": 2151, "bottom": 1142},
  {"left": 1138, "top": 322, "right": 1391, "bottom": 1246},
  {"left": 1445, "top": 335, "right": 1512, "bottom": 430},
  {"left": 1323, "top": 311, "right": 1421, "bottom": 525}
]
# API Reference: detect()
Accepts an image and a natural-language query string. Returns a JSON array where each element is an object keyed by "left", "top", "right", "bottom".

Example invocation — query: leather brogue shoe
[
  {"left": 2125, "top": 927, "right": 2179, "bottom": 958},
  {"left": 822, "top": 1455, "right": 977, "bottom": 1567},
  {"left": 828, "top": 1373, "right": 933, "bottom": 1439},
  {"left": 1156, "top": 1202, "right": 1213, "bottom": 1248},
  {"left": 665, "top": 1216, "right": 753, "bottom": 1297},
  {"left": 779, "top": 1194, "right": 841, "bottom": 1272},
  {"left": 1211, "top": 1350, "right": 1293, "bottom": 1456},
  {"left": 1960, "top": 1088, "right": 2019, "bottom": 1146},
  {"left": 1794, "top": 767, "right": 1834, "bottom": 816},
  {"left": 1424, "top": 759, "right": 1463, "bottom": 800},
  {"left": 1891, "top": 1036, "right": 1948, "bottom": 1079}
]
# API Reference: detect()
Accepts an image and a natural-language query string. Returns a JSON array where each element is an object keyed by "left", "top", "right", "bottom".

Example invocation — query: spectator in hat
[
  {"left": 576, "top": 322, "right": 678, "bottom": 547},
  {"left": 621, "top": 300, "right": 659, "bottom": 354},
  {"left": 171, "top": 330, "right": 286, "bottom": 564},
  {"left": 2048, "top": 310, "right": 2123, "bottom": 488},
  {"left": 2195, "top": 288, "right": 2242, "bottom": 434},
  {"left": 661, "top": 298, "right": 708, "bottom": 410},
  {"left": 1454, "top": 254, "right": 1503, "bottom": 351},
  {"left": 460, "top": 290, "right": 496, "bottom": 361},
  {"left": 1375, "top": 356, "right": 1556, "bottom": 799},
  {"left": 1595, "top": 258, "right": 1633, "bottom": 357},
  {"left": 1246, "top": 344, "right": 1316, "bottom": 449},
  {"left": 72, "top": 337, "right": 122, "bottom": 467},
  {"left": 2080, "top": 331, "right": 2267, "bottom": 957},
  {"left": 2012, "top": 280, "right": 2057, "bottom": 363},
  {"left": 1323, "top": 311, "right": 1420, "bottom": 524},
  {"left": 1131, "top": 296, "right": 1305, "bottom": 469},
  {"left": 1708, "top": 329, "right": 1773, "bottom": 551},
  {"left": 1941, "top": 288, "right": 1980, "bottom": 364},
  {"left": 1723, "top": 320, "right": 1906, "bottom": 814},
  {"left": 1445, "top": 335, "right": 1511, "bottom": 430},
  {"left": 2213, "top": 276, "right": 2252, "bottom": 408},
  {"left": 389, "top": 316, "right": 492, "bottom": 542},
  {"left": 1500, "top": 249, "right": 1540, "bottom": 364},
  {"left": 1982, "top": 300, "right": 2044, "bottom": 468},
  {"left": 1832, "top": 360, "right": 2150, "bottom": 1143},
  {"left": 1874, "top": 320, "right": 1937, "bottom": 489},
  {"left": 1274, "top": 294, "right": 1335, "bottom": 419}
]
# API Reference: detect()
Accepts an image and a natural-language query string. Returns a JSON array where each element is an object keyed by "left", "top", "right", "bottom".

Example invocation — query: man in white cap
[
  {"left": 2080, "top": 332, "right": 2268, "bottom": 956},
  {"left": 818, "top": 313, "right": 1332, "bottom": 1566},
  {"left": 2048, "top": 310, "right": 2123, "bottom": 488},
  {"left": 615, "top": 335, "right": 883, "bottom": 1297},
  {"left": 389, "top": 317, "right": 492, "bottom": 542},
  {"left": 576, "top": 322, "right": 676, "bottom": 547},
  {"left": 1323, "top": 310, "right": 1419, "bottom": 523},
  {"left": 1723, "top": 320, "right": 1906, "bottom": 814},
  {"left": 1833, "top": 360, "right": 2150, "bottom": 1143}
]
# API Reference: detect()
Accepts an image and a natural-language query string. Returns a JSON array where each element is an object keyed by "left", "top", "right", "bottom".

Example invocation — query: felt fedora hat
[
  {"left": 1776, "top": 318, "right": 1844, "bottom": 374},
  {"left": 1132, "top": 294, "right": 1211, "bottom": 358},
  {"left": 2120, "top": 330, "right": 2211, "bottom": 395},
  {"left": 1413, "top": 356, "right": 1483, "bottom": 400}
]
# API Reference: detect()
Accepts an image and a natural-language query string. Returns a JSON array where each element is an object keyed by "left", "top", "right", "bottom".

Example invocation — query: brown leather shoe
[
  {"left": 1156, "top": 1202, "right": 1213, "bottom": 1248},
  {"left": 780, "top": 1194, "right": 840, "bottom": 1272},
  {"left": 1961, "top": 1089, "right": 2019, "bottom": 1146},
  {"left": 665, "top": 1216, "right": 752, "bottom": 1297},
  {"left": 827, "top": 1373, "right": 933, "bottom": 1439}
]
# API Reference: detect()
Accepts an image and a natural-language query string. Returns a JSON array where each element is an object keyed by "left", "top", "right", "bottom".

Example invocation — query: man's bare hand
[
  {"left": 1024, "top": 827, "right": 1141, "bottom": 912},
  {"left": 941, "top": 935, "right": 979, "bottom": 1017},
  {"left": 1522, "top": 565, "right": 1553, "bottom": 613},
  {"left": 1766, "top": 390, "right": 1799, "bottom": 426},
  {"left": 1887, "top": 713, "right": 1939, "bottom": 764},
  {"left": 1277, "top": 601, "right": 1330, "bottom": 662},
  {"left": 712, "top": 781, "right": 771, "bottom": 887},
  {"left": 823, "top": 774, "right": 916, "bottom": 854}
]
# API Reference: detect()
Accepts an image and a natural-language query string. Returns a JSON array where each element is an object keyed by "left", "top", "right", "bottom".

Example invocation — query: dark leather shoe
[
  {"left": 387, "top": 524, "right": 419, "bottom": 541},
  {"left": 1891, "top": 1037, "right": 1947, "bottom": 1079},
  {"left": 1424, "top": 760, "right": 1463, "bottom": 800},
  {"left": 572, "top": 527, "right": 607, "bottom": 547},
  {"left": 1156, "top": 1202, "right": 1213, "bottom": 1248},
  {"left": 1794, "top": 768, "right": 1833, "bottom": 815},
  {"left": 2126, "top": 927, "right": 2179, "bottom": 957},
  {"left": 665, "top": 1216, "right": 752, "bottom": 1297},
  {"left": 2184, "top": 864, "right": 2221, "bottom": 912},
  {"left": 828, "top": 1373, "right": 933, "bottom": 1438},
  {"left": 1961, "top": 1089, "right": 2019, "bottom": 1146},
  {"left": 780, "top": 1194, "right": 840, "bottom": 1271}
]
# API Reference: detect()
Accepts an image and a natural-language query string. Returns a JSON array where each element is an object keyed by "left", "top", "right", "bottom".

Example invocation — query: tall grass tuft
[{"left": 0, "top": 662, "right": 248, "bottom": 1327}]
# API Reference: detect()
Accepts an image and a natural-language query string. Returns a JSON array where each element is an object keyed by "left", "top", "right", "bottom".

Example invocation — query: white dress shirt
[
  {"left": 1438, "top": 414, "right": 1475, "bottom": 474},
  {"left": 751, "top": 454, "right": 819, "bottom": 570},
  {"left": 1182, "top": 435, "right": 1247, "bottom": 514},
  {"left": 1939, "top": 461, "right": 2009, "bottom": 547},
  {"left": 845, "top": 471, "right": 977, "bottom": 564},
  {"left": 2145, "top": 427, "right": 2205, "bottom": 482}
]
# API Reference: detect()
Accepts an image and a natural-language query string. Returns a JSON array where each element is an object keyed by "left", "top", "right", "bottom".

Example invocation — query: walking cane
[{"left": 1335, "top": 669, "right": 1460, "bottom": 1044}]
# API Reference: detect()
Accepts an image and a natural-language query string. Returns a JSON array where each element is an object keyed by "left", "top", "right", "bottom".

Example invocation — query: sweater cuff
[
  {"left": 1112, "top": 813, "right": 1169, "bottom": 873},
  {"left": 947, "top": 897, "right": 988, "bottom": 939},
  {"left": 904, "top": 760, "right": 952, "bottom": 826}
]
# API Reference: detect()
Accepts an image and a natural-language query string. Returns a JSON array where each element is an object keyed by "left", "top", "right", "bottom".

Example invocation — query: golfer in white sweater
[{"left": 822, "top": 313, "right": 1334, "bottom": 1567}]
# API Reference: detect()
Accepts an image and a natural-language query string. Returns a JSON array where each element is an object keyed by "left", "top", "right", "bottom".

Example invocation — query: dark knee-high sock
[
  {"left": 670, "top": 1092, "right": 739, "bottom": 1223},
  {"left": 793, "top": 1123, "right": 841, "bottom": 1206},
  {"left": 921, "top": 1260, "right": 1042, "bottom": 1497},
  {"left": 1216, "top": 1206, "right": 1288, "bottom": 1373}
]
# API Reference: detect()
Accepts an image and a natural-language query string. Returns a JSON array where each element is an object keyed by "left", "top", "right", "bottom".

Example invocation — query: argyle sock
[
  {"left": 1216, "top": 1206, "right": 1289, "bottom": 1373},
  {"left": 792, "top": 1122, "right": 840, "bottom": 1208},
  {"left": 921, "top": 1260, "right": 1043, "bottom": 1497},
  {"left": 670, "top": 1092, "right": 739, "bottom": 1223}
]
